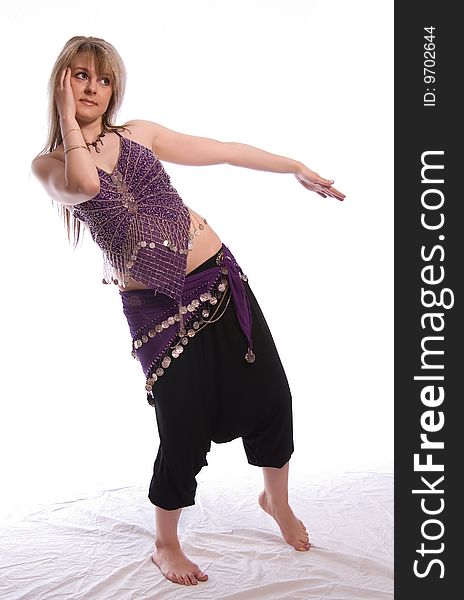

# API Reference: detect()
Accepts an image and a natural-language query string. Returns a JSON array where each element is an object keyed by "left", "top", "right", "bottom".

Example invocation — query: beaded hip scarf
[{"left": 119, "top": 243, "right": 255, "bottom": 405}]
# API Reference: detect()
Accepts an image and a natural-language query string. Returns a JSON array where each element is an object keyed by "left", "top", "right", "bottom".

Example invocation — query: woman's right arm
[{"left": 31, "top": 67, "right": 100, "bottom": 206}]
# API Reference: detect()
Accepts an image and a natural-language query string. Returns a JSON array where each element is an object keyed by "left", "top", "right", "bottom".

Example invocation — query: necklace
[{"left": 86, "top": 128, "right": 107, "bottom": 153}]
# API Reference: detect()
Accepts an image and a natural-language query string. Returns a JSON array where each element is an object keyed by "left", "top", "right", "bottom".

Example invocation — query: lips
[{"left": 80, "top": 99, "right": 97, "bottom": 106}]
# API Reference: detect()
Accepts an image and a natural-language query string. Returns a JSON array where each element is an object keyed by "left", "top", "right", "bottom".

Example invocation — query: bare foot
[
  {"left": 152, "top": 541, "right": 209, "bottom": 585},
  {"left": 258, "top": 490, "right": 311, "bottom": 551}
]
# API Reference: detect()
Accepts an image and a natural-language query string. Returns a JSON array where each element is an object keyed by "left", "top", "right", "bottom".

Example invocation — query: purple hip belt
[{"left": 119, "top": 243, "right": 255, "bottom": 405}]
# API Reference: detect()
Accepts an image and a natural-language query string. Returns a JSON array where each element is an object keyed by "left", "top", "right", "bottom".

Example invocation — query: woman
[{"left": 32, "top": 36, "right": 345, "bottom": 587}]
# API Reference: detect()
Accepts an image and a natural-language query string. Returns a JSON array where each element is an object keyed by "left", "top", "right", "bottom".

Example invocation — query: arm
[
  {"left": 142, "top": 119, "right": 299, "bottom": 171},
  {"left": 226, "top": 142, "right": 303, "bottom": 174},
  {"left": 31, "top": 116, "right": 100, "bottom": 206},
  {"left": 31, "top": 150, "right": 100, "bottom": 206},
  {"left": 135, "top": 120, "right": 345, "bottom": 200},
  {"left": 32, "top": 69, "right": 101, "bottom": 205}
]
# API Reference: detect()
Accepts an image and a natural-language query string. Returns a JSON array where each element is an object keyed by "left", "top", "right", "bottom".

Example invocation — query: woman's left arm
[
  {"left": 226, "top": 142, "right": 345, "bottom": 201},
  {"left": 142, "top": 120, "right": 345, "bottom": 200}
]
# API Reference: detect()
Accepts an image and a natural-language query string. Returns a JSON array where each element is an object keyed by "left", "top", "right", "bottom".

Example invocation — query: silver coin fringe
[
  {"left": 100, "top": 213, "right": 208, "bottom": 287},
  {"left": 129, "top": 266, "right": 230, "bottom": 405}
]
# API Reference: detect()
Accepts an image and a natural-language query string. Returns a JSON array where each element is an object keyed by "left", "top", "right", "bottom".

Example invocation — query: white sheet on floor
[{"left": 0, "top": 470, "right": 393, "bottom": 600}]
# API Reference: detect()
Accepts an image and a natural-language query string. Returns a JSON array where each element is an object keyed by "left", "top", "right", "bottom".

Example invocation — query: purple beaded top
[{"left": 72, "top": 132, "right": 191, "bottom": 302}]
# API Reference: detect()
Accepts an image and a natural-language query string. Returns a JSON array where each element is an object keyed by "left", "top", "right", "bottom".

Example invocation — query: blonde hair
[{"left": 37, "top": 36, "right": 129, "bottom": 248}]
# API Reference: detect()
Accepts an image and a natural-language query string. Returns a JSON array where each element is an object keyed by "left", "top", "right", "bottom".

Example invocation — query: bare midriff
[{"left": 118, "top": 206, "right": 223, "bottom": 292}]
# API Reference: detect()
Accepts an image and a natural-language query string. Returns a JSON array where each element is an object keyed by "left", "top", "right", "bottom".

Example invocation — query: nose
[{"left": 85, "top": 77, "right": 97, "bottom": 95}]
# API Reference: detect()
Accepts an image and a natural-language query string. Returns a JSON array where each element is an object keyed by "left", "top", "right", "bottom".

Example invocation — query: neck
[{"left": 76, "top": 119, "right": 105, "bottom": 144}]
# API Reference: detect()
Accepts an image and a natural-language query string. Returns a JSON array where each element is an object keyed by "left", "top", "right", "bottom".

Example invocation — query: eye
[{"left": 73, "top": 71, "right": 111, "bottom": 86}]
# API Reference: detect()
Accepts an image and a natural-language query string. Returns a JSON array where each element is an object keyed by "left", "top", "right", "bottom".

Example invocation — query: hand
[
  {"left": 294, "top": 165, "right": 346, "bottom": 201},
  {"left": 55, "top": 67, "right": 77, "bottom": 122}
]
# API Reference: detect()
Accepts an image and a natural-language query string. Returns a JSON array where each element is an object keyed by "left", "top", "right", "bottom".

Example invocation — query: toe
[
  {"left": 167, "top": 572, "right": 178, "bottom": 584},
  {"left": 180, "top": 574, "right": 191, "bottom": 586},
  {"left": 296, "top": 537, "right": 311, "bottom": 551},
  {"left": 187, "top": 572, "right": 198, "bottom": 585},
  {"left": 196, "top": 571, "right": 208, "bottom": 581}
]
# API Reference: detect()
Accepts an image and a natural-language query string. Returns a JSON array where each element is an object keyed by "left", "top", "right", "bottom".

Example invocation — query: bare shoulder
[
  {"left": 123, "top": 119, "right": 163, "bottom": 132},
  {"left": 121, "top": 119, "right": 166, "bottom": 148}
]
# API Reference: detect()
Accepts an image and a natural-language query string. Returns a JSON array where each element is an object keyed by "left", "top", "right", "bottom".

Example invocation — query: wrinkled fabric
[{"left": 0, "top": 471, "right": 394, "bottom": 600}]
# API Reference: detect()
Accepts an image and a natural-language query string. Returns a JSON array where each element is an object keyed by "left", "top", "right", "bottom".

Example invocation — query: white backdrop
[{"left": 0, "top": 0, "right": 393, "bottom": 509}]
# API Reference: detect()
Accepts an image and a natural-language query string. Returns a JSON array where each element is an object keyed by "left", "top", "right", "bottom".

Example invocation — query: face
[{"left": 68, "top": 51, "right": 113, "bottom": 121}]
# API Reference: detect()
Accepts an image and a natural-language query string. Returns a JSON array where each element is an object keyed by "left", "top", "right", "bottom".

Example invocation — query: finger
[
  {"left": 329, "top": 191, "right": 345, "bottom": 201},
  {"left": 315, "top": 176, "right": 335, "bottom": 186},
  {"left": 59, "top": 68, "right": 67, "bottom": 89},
  {"left": 328, "top": 186, "right": 346, "bottom": 199},
  {"left": 309, "top": 177, "right": 335, "bottom": 188}
]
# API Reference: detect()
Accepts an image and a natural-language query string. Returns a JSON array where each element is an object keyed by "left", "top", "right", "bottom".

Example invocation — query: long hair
[{"left": 37, "top": 36, "right": 128, "bottom": 248}]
